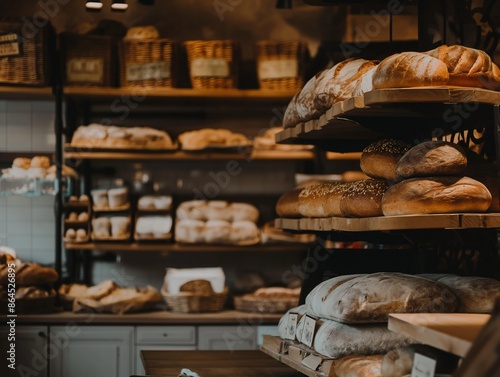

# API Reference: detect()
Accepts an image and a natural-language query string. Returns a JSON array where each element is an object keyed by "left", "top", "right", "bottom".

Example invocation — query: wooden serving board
[{"left": 388, "top": 313, "right": 490, "bottom": 358}]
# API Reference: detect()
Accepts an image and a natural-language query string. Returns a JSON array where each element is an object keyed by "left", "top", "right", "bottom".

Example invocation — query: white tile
[
  {"left": 6, "top": 131, "right": 31, "bottom": 151},
  {"left": 0, "top": 197, "right": 6, "bottom": 205},
  {"left": 6, "top": 101, "right": 31, "bottom": 113},
  {"left": 6, "top": 196, "right": 31, "bottom": 206},
  {"left": 32, "top": 101, "right": 55, "bottom": 113},
  {"left": 7, "top": 235, "right": 32, "bottom": 250},
  {"left": 31, "top": 250, "right": 55, "bottom": 265},
  {"left": 32, "top": 206, "right": 54, "bottom": 220},
  {"left": 7, "top": 206, "right": 31, "bottom": 220},
  {"left": 7, "top": 220, "right": 31, "bottom": 236},
  {"left": 33, "top": 196, "right": 54, "bottom": 206},
  {"left": 31, "top": 221, "right": 55, "bottom": 235},
  {"left": 0, "top": 101, "right": 6, "bottom": 112},
  {"left": 31, "top": 235, "right": 54, "bottom": 250},
  {"left": 7, "top": 111, "right": 31, "bottom": 128},
  {"left": 11, "top": 248, "right": 32, "bottom": 261}
]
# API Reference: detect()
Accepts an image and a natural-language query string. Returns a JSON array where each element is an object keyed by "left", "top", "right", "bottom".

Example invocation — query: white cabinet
[
  {"left": 0, "top": 326, "right": 48, "bottom": 377},
  {"left": 49, "top": 326, "right": 134, "bottom": 377},
  {"left": 198, "top": 326, "right": 257, "bottom": 351},
  {"left": 135, "top": 326, "right": 197, "bottom": 375}
]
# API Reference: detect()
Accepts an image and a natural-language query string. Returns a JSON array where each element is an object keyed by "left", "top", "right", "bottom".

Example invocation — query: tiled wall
[{"left": 0, "top": 100, "right": 56, "bottom": 266}]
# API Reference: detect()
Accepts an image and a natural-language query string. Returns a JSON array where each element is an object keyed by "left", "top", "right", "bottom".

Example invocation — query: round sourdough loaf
[
  {"left": 381, "top": 176, "right": 492, "bottom": 216},
  {"left": 276, "top": 189, "right": 302, "bottom": 218},
  {"left": 298, "top": 182, "right": 352, "bottom": 217},
  {"left": 395, "top": 141, "right": 467, "bottom": 180},
  {"left": 360, "top": 139, "right": 412, "bottom": 181},
  {"left": 340, "top": 179, "right": 388, "bottom": 217}
]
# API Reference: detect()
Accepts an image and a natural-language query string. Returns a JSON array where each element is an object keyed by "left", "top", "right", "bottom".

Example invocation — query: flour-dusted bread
[
  {"left": 360, "top": 139, "right": 412, "bottom": 181},
  {"left": 314, "top": 58, "right": 377, "bottom": 111},
  {"left": 283, "top": 93, "right": 301, "bottom": 129},
  {"left": 426, "top": 44, "right": 500, "bottom": 89},
  {"left": 277, "top": 304, "right": 308, "bottom": 339},
  {"left": 372, "top": 52, "right": 449, "bottom": 89},
  {"left": 314, "top": 321, "right": 414, "bottom": 359},
  {"left": 382, "top": 176, "right": 492, "bottom": 216},
  {"left": 421, "top": 275, "right": 500, "bottom": 313},
  {"left": 333, "top": 355, "right": 384, "bottom": 377},
  {"left": 353, "top": 66, "right": 377, "bottom": 97},
  {"left": 296, "top": 71, "right": 327, "bottom": 123},
  {"left": 395, "top": 141, "right": 467, "bottom": 180},
  {"left": 276, "top": 189, "right": 303, "bottom": 218},
  {"left": 307, "top": 272, "right": 458, "bottom": 323},
  {"left": 340, "top": 179, "right": 389, "bottom": 217},
  {"left": 298, "top": 182, "right": 351, "bottom": 217}
]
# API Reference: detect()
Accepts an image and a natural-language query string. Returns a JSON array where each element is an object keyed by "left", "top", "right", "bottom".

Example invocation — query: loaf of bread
[
  {"left": 277, "top": 305, "right": 308, "bottom": 339},
  {"left": 0, "top": 262, "right": 58, "bottom": 286},
  {"left": 298, "top": 182, "right": 351, "bottom": 217},
  {"left": 276, "top": 189, "right": 302, "bottom": 217},
  {"left": 306, "top": 272, "right": 458, "bottom": 323},
  {"left": 340, "top": 179, "right": 388, "bottom": 217},
  {"left": 296, "top": 72, "right": 325, "bottom": 123},
  {"left": 179, "top": 128, "right": 249, "bottom": 150},
  {"left": 334, "top": 355, "right": 384, "bottom": 377},
  {"left": 372, "top": 52, "right": 449, "bottom": 89},
  {"left": 395, "top": 141, "right": 467, "bottom": 180},
  {"left": 175, "top": 219, "right": 259, "bottom": 244},
  {"left": 125, "top": 26, "right": 159, "bottom": 40},
  {"left": 360, "top": 139, "right": 412, "bottom": 181},
  {"left": 176, "top": 201, "right": 259, "bottom": 222},
  {"left": 283, "top": 94, "right": 301, "bottom": 129},
  {"left": 353, "top": 66, "right": 377, "bottom": 97},
  {"left": 426, "top": 45, "right": 500, "bottom": 89},
  {"left": 314, "top": 58, "right": 377, "bottom": 111},
  {"left": 382, "top": 176, "right": 492, "bottom": 216},
  {"left": 418, "top": 274, "right": 500, "bottom": 313}
]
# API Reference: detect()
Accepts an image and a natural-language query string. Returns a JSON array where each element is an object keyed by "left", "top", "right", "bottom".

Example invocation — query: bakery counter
[{"left": 15, "top": 310, "right": 282, "bottom": 325}]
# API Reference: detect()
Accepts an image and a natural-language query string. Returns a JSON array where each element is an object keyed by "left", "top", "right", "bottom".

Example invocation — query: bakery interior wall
[{"left": 0, "top": 0, "right": 498, "bottom": 289}]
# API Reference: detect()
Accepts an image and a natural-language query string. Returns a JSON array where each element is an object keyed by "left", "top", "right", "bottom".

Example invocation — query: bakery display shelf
[
  {"left": 326, "top": 152, "right": 362, "bottom": 160},
  {"left": 63, "top": 86, "right": 296, "bottom": 105},
  {"left": 0, "top": 176, "right": 68, "bottom": 197},
  {"left": 0, "top": 85, "right": 53, "bottom": 100},
  {"left": 275, "top": 213, "right": 500, "bottom": 232},
  {"left": 64, "top": 145, "right": 315, "bottom": 161},
  {"left": 388, "top": 313, "right": 490, "bottom": 358},
  {"left": 64, "top": 242, "right": 310, "bottom": 252}
]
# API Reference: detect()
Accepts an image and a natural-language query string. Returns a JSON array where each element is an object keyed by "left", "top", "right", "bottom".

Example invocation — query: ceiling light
[
  {"left": 86, "top": 1, "right": 103, "bottom": 10},
  {"left": 276, "top": 0, "right": 292, "bottom": 9},
  {"left": 112, "top": 0, "right": 128, "bottom": 11}
]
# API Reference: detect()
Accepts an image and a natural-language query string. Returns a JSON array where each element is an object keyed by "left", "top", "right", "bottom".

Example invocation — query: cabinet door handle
[{"left": 38, "top": 331, "right": 47, "bottom": 339}]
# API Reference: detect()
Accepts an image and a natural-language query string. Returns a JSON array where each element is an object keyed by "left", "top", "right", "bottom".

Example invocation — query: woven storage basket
[
  {"left": 161, "top": 279, "right": 227, "bottom": 313},
  {"left": 61, "top": 33, "right": 118, "bottom": 87},
  {"left": 120, "top": 38, "right": 178, "bottom": 88},
  {"left": 233, "top": 295, "right": 299, "bottom": 314},
  {"left": 256, "top": 40, "right": 308, "bottom": 91},
  {"left": 0, "top": 18, "right": 53, "bottom": 86},
  {"left": 184, "top": 40, "right": 238, "bottom": 89}
]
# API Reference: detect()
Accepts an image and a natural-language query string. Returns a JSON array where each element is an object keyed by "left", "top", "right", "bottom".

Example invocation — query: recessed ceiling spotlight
[
  {"left": 111, "top": 0, "right": 128, "bottom": 11},
  {"left": 86, "top": 0, "right": 103, "bottom": 10}
]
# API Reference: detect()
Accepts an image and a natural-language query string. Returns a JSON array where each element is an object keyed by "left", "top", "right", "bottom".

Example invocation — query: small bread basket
[{"left": 161, "top": 279, "right": 228, "bottom": 313}]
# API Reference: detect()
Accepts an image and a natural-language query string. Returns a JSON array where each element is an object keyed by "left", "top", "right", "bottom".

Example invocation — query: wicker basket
[
  {"left": 184, "top": 40, "right": 238, "bottom": 89},
  {"left": 256, "top": 40, "right": 308, "bottom": 91},
  {"left": 234, "top": 295, "right": 299, "bottom": 314},
  {"left": 161, "top": 279, "right": 228, "bottom": 313},
  {"left": 0, "top": 18, "right": 53, "bottom": 86},
  {"left": 61, "top": 33, "right": 119, "bottom": 87},
  {"left": 120, "top": 38, "right": 178, "bottom": 88}
]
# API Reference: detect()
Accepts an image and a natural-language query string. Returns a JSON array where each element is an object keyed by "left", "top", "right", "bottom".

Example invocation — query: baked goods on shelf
[
  {"left": 0, "top": 285, "right": 57, "bottom": 314},
  {"left": 91, "top": 187, "right": 130, "bottom": 210},
  {"left": 135, "top": 215, "right": 173, "bottom": 240},
  {"left": 137, "top": 195, "right": 172, "bottom": 211},
  {"left": 175, "top": 219, "right": 259, "bottom": 244},
  {"left": 92, "top": 216, "right": 131, "bottom": 240},
  {"left": 276, "top": 189, "right": 302, "bottom": 218},
  {"left": 178, "top": 128, "right": 249, "bottom": 150},
  {"left": 234, "top": 286, "right": 300, "bottom": 313},
  {"left": 70, "top": 123, "right": 175, "bottom": 150},
  {"left": 340, "top": 179, "right": 388, "bottom": 217},
  {"left": 261, "top": 221, "right": 315, "bottom": 243},
  {"left": 360, "top": 139, "right": 412, "bottom": 181},
  {"left": 1, "top": 156, "right": 77, "bottom": 180},
  {"left": 299, "top": 181, "right": 352, "bottom": 217},
  {"left": 177, "top": 200, "right": 259, "bottom": 222},
  {"left": 0, "top": 260, "right": 58, "bottom": 286},
  {"left": 253, "top": 127, "right": 312, "bottom": 151},
  {"left": 124, "top": 25, "right": 160, "bottom": 40}
]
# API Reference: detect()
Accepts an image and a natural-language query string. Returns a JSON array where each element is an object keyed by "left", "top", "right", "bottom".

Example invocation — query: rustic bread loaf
[
  {"left": 277, "top": 304, "right": 308, "bottom": 339},
  {"left": 276, "top": 189, "right": 303, "bottom": 218},
  {"left": 342, "top": 171, "right": 370, "bottom": 182},
  {"left": 340, "top": 179, "right": 388, "bottom": 217},
  {"left": 395, "top": 141, "right": 467, "bottom": 180},
  {"left": 0, "top": 262, "right": 58, "bottom": 286},
  {"left": 360, "top": 139, "right": 412, "bottom": 181},
  {"left": 296, "top": 70, "right": 327, "bottom": 123},
  {"left": 306, "top": 272, "right": 459, "bottom": 323},
  {"left": 382, "top": 176, "right": 492, "bottom": 216},
  {"left": 298, "top": 182, "right": 351, "bottom": 217},
  {"left": 353, "top": 66, "right": 377, "bottom": 97},
  {"left": 372, "top": 52, "right": 449, "bottom": 89},
  {"left": 283, "top": 93, "right": 301, "bottom": 129},
  {"left": 333, "top": 355, "right": 384, "bottom": 377}
]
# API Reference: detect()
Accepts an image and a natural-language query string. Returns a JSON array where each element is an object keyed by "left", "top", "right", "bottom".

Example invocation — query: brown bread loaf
[
  {"left": 360, "top": 139, "right": 412, "bottom": 181},
  {"left": 340, "top": 179, "right": 388, "bottom": 217},
  {"left": 333, "top": 355, "right": 384, "bottom": 377},
  {"left": 395, "top": 141, "right": 467, "bottom": 180},
  {"left": 382, "top": 176, "right": 492, "bottom": 216},
  {"left": 298, "top": 182, "right": 352, "bottom": 217},
  {"left": 276, "top": 189, "right": 302, "bottom": 218},
  {"left": 283, "top": 93, "right": 300, "bottom": 129},
  {"left": 372, "top": 52, "right": 449, "bottom": 89},
  {"left": 295, "top": 70, "right": 327, "bottom": 123}
]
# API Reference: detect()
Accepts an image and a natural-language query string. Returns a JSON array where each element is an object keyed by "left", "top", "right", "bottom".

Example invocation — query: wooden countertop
[
  {"left": 15, "top": 310, "right": 282, "bottom": 325},
  {"left": 139, "top": 350, "right": 300, "bottom": 377}
]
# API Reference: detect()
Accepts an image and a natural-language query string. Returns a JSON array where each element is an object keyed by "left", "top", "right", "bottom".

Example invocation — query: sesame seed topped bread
[
  {"left": 340, "top": 179, "right": 389, "bottom": 217},
  {"left": 360, "top": 139, "right": 412, "bottom": 181},
  {"left": 298, "top": 182, "right": 352, "bottom": 217}
]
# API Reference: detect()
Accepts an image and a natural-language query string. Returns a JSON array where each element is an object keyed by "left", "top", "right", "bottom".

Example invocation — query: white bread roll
[
  {"left": 340, "top": 179, "right": 388, "bottom": 217},
  {"left": 372, "top": 52, "right": 449, "bottom": 89},
  {"left": 360, "top": 139, "right": 412, "bottom": 181},
  {"left": 382, "top": 176, "right": 491, "bottom": 216}
]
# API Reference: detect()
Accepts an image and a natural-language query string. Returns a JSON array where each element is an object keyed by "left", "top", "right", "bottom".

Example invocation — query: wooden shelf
[
  {"left": 64, "top": 242, "right": 311, "bottom": 252},
  {"left": 275, "top": 213, "right": 500, "bottom": 232},
  {"left": 64, "top": 146, "right": 315, "bottom": 161},
  {"left": 0, "top": 86, "right": 53, "bottom": 100},
  {"left": 388, "top": 313, "right": 490, "bottom": 358},
  {"left": 64, "top": 86, "right": 295, "bottom": 105}
]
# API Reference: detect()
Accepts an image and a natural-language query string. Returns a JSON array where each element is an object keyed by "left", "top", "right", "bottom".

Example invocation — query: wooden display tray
[
  {"left": 388, "top": 313, "right": 490, "bottom": 358},
  {"left": 275, "top": 213, "right": 500, "bottom": 232}
]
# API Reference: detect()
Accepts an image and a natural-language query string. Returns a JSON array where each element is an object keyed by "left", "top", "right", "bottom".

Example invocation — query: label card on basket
[
  {"left": 258, "top": 60, "right": 298, "bottom": 80},
  {"left": 191, "top": 58, "right": 230, "bottom": 78},
  {"left": 301, "top": 315, "right": 317, "bottom": 348},
  {"left": 67, "top": 58, "right": 104, "bottom": 84},
  {"left": 411, "top": 353, "right": 436, "bottom": 377},
  {"left": 0, "top": 33, "right": 21, "bottom": 57},
  {"left": 285, "top": 313, "right": 298, "bottom": 340},
  {"left": 126, "top": 61, "right": 170, "bottom": 81}
]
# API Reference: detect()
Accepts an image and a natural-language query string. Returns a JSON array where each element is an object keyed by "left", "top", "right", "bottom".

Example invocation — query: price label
[
  {"left": 126, "top": 61, "right": 170, "bottom": 81},
  {"left": 285, "top": 313, "right": 298, "bottom": 340},
  {"left": 258, "top": 59, "right": 298, "bottom": 80},
  {"left": 67, "top": 58, "right": 104, "bottom": 84},
  {"left": 411, "top": 353, "right": 436, "bottom": 377},
  {"left": 0, "top": 33, "right": 20, "bottom": 57},
  {"left": 301, "top": 315, "right": 317, "bottom": 348},
  {"left": 191, "top": 58, "right": 230, "bottom": 78}
]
